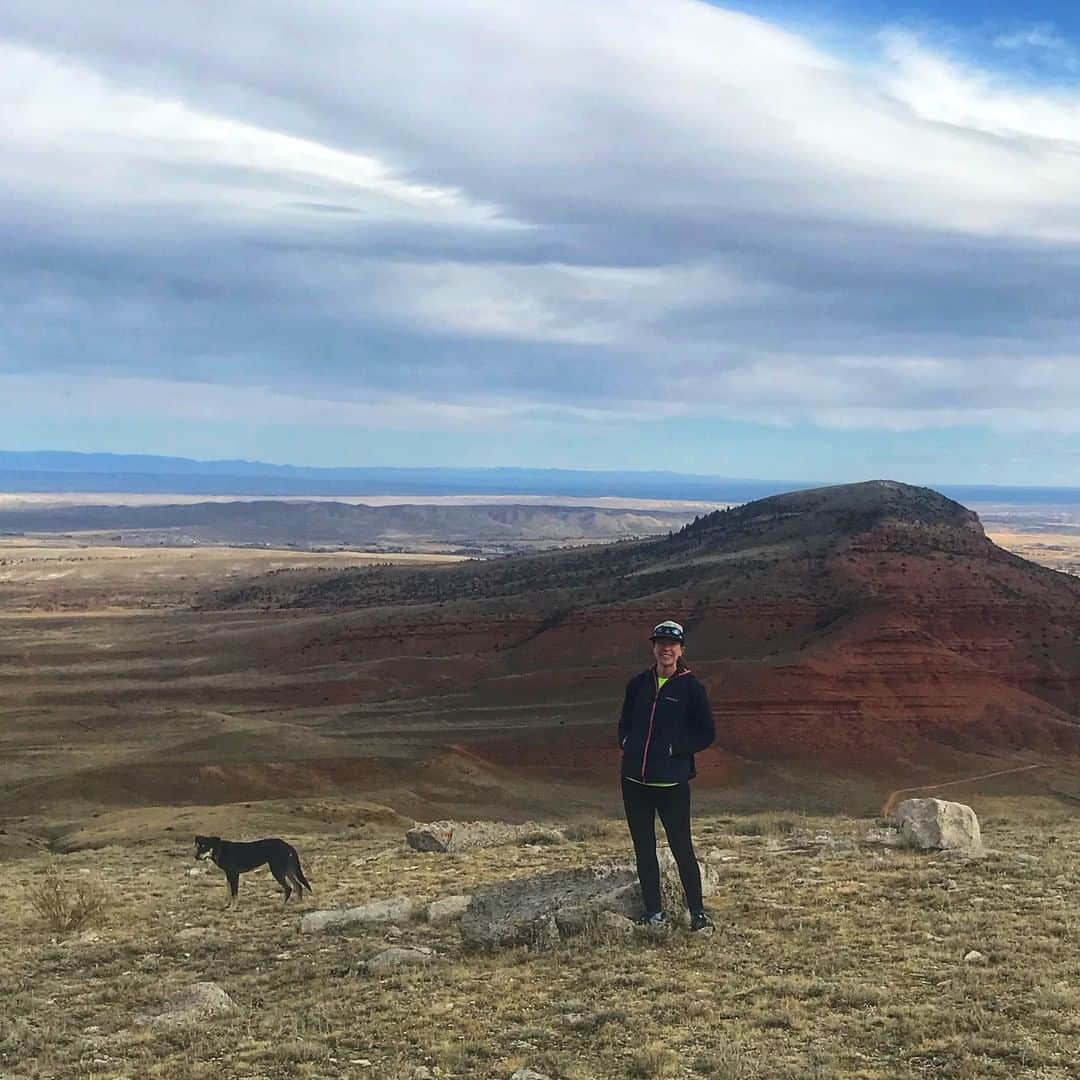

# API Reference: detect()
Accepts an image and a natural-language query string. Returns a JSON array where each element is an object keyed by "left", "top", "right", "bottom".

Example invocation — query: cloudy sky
[{"left": 3, "top": 0, "right": 1080, "bottom": 484}]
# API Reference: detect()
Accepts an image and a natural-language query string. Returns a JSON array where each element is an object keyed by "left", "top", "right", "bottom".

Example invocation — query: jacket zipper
[
  {"left": 640, "top": 667, "right": 691, "bottom": 781},
  {"left": 640, "top": 678, "right": 660, "bottom": 781}
]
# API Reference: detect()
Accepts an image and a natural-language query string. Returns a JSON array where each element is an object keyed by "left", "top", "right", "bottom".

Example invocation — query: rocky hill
[{"left": 207, "top": 480, "right": 1080, "bottom": 771}]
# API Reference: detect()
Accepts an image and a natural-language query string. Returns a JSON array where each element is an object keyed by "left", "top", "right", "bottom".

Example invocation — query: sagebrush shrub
[{"left": 29, "top": 867, "right": 109, "bottom": 932}]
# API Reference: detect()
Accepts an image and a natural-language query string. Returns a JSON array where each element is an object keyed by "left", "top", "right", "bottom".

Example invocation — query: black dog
[{"left": 194, "top": 835, "right": 312, "bottom": 907}]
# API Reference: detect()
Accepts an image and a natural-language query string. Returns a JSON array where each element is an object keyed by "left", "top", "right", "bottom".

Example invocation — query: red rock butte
[{"left": 209, "top": 479, "right": 1080, "bottom": 785}]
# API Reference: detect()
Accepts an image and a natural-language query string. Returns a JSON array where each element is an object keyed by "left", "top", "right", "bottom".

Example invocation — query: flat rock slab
[
  {"left": 426, "top": 894, "right": 472, "bottom": 924},
  {"left": 461, "top": 853, "right": 718, "bottom": 948},
  {"left": 301, "top": 897, "right": 419, "bottom": 933},
  {"left": 406, "top": 820, "right": 564, "bottom": 853}
]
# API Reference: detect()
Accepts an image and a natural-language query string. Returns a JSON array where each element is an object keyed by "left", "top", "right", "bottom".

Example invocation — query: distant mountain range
[
  {"left": 0, "top": 500, "right": 695, "bottom": 554},
  {"left": 1, "top": 450, "right": 1078, "bottom": 504}
]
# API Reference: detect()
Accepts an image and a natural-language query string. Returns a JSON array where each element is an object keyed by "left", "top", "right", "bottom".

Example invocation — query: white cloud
[
  {"left": 3, "top": 2, "right": 1080, "bottom": 438},
  {"left": 0, "top": 42, "right": 509, "bottom": 229},
  {"left": 993, "top": 24, "right": 1079, "bottom": 70},
  {"left": 882, "top": 31, "right": 1080, "bottom": 146}
]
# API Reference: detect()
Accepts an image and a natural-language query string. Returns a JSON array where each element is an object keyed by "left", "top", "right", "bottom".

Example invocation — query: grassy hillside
[{"left": 4, "top": 799, "right": 1079, "bottom": 1079}]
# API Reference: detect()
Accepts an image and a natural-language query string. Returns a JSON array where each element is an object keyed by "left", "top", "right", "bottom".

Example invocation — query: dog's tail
[{"left": 291, "top": 858, "right": 313, "bottom": 894}]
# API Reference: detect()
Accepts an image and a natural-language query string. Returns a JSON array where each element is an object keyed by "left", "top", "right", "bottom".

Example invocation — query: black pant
[{"left": 621, "top": 777, "right": 703, "bottom": 914}]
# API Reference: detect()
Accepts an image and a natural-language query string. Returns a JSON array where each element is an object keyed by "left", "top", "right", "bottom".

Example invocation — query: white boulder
[{"left": 891, "top": 798, "right": 982, "bottom": 854}]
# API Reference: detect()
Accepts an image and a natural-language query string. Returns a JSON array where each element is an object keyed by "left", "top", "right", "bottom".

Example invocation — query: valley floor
[{"left": 4, "top": 799, "right": 1080, "bottom": 1079}]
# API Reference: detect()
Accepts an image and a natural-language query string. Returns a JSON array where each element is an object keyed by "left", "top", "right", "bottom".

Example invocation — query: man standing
[{"left": 618, "top": 620, "right": 716, "bottom": 931}]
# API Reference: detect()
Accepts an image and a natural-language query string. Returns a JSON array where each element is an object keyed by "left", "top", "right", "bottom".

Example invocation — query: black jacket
[{"left": 618, "top": 665, "right": 716, "bottom": 783}]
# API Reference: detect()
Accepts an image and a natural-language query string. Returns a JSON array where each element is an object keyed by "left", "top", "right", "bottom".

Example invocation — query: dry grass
[{"left": 2, "top": 799, "right": 1080, "bottom": 1079}]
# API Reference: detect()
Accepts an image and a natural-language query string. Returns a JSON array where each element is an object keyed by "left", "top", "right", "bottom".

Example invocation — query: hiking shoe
[
  {"left": 636, "top": 911, "right": 667, "bottom": 928},
  {"left": 689, "top": 910, "right": 714, "bottom": 934}
]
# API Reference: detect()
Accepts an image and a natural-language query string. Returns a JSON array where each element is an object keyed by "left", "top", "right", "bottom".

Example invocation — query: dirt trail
[{"left": 880, "top": 762, "right": 1048, "bottom": 816}]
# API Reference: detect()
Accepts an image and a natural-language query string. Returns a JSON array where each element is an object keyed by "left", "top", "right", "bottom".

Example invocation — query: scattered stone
[
  {"left": 891, "top": 799, "right": 982, "bottom": 854},
  {"left": 594, "top": 911, "right": 635, "bottom": 938},
  {"left": 364, "top": 945, "right": 435, "bottom": 973},
  {"left": 963, "top": 950, "right": 988, "bottom": 965},
  {"left": 187, "top": 867, "right": 204, "bottom": 877},
  {"left": 705, "top": 848, "right": 739, "bottom": 864},
  {"left": 406, "top": 820, "right": 565, "bottom": 853},
  {"left": 175, "top": 927, "right": 210, "bottom": 942},
  {"left": 510, "top": 1070, "right": 553, "bottom": 1080},
  {"left": 301, "top": 898, "right": 419, "bottom": 933},
  {"left": 426, "top": 894, "right": 472, "bottom": 924},
  {"left": 863, "top": 826, "right": 902, "bottom": 846},
  {"left": 816, "top": 834, "right": 860, "bottom": 854},
  {"left": 144, "top": 982, "right": 235, "bottom": 1027},
  {"left": 460, "top": 851, "right": 718, "bottom": 948}
]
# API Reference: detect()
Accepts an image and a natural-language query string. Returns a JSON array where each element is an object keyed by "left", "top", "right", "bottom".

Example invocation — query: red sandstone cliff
[{"left": 210, "top": 480, "right": 1080, "bottom": 770}]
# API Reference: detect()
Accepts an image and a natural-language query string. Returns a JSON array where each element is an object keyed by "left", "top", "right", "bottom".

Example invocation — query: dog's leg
[
  {"left": 271, "top": 865, "right": 292, "bottom": 905},
  {"left": 226, "top": 870, "right": 240, "bottom": 909}
]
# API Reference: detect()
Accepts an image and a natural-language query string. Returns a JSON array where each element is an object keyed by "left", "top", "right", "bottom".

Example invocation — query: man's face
[{"left": 652, "top": 638, "right": 683, "bottom": 665}]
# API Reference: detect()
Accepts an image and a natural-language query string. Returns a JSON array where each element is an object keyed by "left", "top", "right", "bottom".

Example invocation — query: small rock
[
  {"left": 863, "top": 826, "right": 901, "bottom": 846},
  {"left": 705, "top": 847, "right": 738, "bottom": 864},
  {"left": 595, "top": 911, "right": 635, "bottom": 938},
  {"left": 63, "top": 930, "right": 101, "bottom": 947},
  {"left": 187, "top": 867, "right": 204, "bottom": 877},
  {"left": 511, "top": 1070, "right": 553, "bottom": 1080},
  {"left": 144, "top": 982, "right": 235, "bottom": 1027},
  {"left": 963, "top": 950, "right": 987, "bottom": 965}
]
